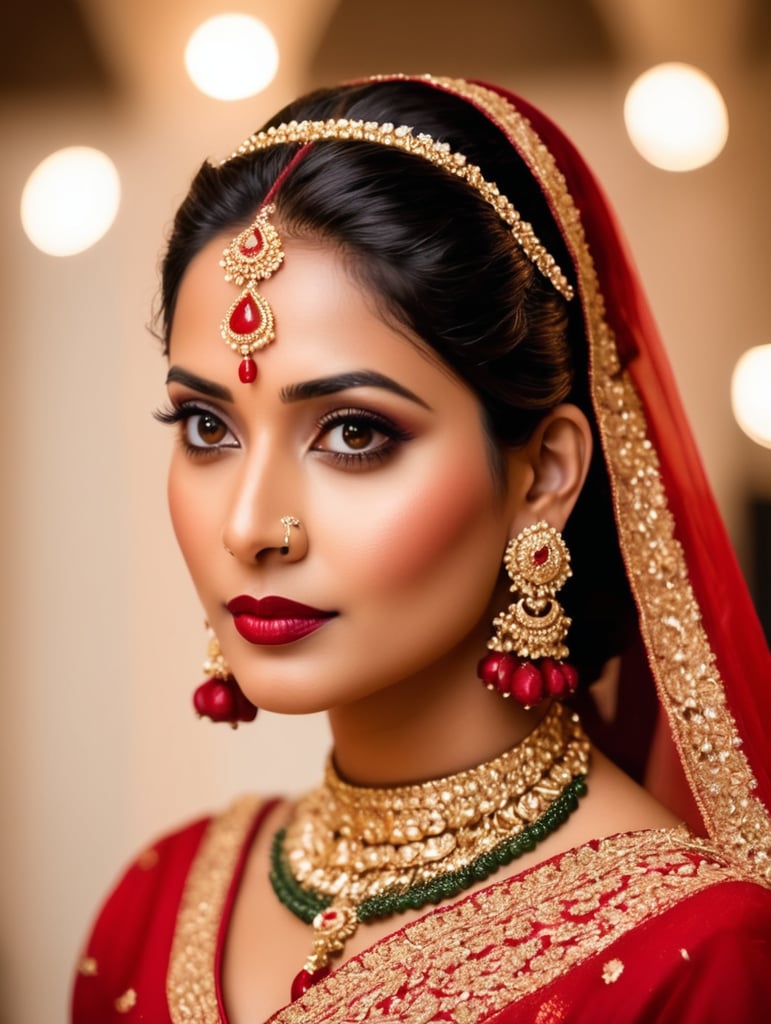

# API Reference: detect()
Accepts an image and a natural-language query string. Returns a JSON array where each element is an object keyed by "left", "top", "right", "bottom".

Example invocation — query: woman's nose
[{"left": 221, "top": 456, "right": 307, "bottom": 563}]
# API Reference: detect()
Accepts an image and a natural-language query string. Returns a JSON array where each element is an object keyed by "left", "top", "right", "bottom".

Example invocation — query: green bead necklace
[{"left": 269, "top": 704, "right": 590, "bottom": 983}]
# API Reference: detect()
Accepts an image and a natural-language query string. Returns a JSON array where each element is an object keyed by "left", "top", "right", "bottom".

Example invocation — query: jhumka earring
[
  {"left": 192, "top": 628, "right": 258, "bottom": 727},
  {"left": 478, "top": 521, "right": 578, "bottom": 707},
  {"left": 219, "top": 206, "right": 285, "bottom": 384}
]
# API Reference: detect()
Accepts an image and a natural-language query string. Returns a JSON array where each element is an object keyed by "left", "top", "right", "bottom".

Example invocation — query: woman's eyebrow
[
  {"left": 279, "top": 371, "right": 430, "bottom": 409},
  {"left": 165, "top": 367, "right": 234, "bottom": 402}
]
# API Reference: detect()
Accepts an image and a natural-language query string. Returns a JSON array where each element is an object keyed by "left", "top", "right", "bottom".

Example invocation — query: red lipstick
[{"left": 226, "top": 595, "right": 337, "bottom": 646}]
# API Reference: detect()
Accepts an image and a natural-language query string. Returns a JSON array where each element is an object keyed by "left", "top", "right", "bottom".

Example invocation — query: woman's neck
[{"left": 326, "top": 639, "right": 546, "bottom": 786}]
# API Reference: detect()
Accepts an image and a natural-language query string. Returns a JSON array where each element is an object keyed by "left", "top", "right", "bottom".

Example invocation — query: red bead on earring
[{"left": 193, "top": 630, "right": 257, "bottom": 727}]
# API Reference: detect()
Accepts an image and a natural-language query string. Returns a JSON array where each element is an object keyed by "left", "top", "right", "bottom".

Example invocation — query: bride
[{"left": 72, "top": 75, "right": 771, "bottom": 1023}]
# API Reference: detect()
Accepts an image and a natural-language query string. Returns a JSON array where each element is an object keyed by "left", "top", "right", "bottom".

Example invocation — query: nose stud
[{"left": 280, "top": 516, "right": 302, "bottom": 556}]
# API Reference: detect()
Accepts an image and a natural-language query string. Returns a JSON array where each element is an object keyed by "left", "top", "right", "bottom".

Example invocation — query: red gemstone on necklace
[
  {"left": 229, "top": 293, "right": 261, "bottom": 335},
  {"left": 239, "top": 229, "right": 264, "bottom": 255},
  {"left": 239, "top": 357, "right": 257, "bottom": 383},
  {"left": 290, "top": 966, "right": 330, "bottom": 1001},
  {"left": 533, "top": 545, "right": 549, "bottom": 565}
]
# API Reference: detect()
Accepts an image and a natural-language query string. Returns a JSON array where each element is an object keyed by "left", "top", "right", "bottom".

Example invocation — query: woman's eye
[
  {"left": 312, "top": 410, "right": 412, "bottom": 468},
  {"left": 321, "top": 419, "right": 384, "bottom": 453},
  {"left": 154, "top": 404, "right": 239, "bottom": 453},
  {"left": 187, "top": 411, "right": 232, "bottom": 448}
]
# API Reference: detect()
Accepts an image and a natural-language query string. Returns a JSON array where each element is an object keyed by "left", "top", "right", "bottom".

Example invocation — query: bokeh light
[
  {"left": 731, "top": 345, "right": 771, "bottom": 449},
  {"left": 185, "top": 14, "right": 279, "bottom": 100},
  {"left": 624, "top": 63, "right": 728, "bottom": 172},
  {"left": 21, "top": 147, "right": 121, "bottom": 257}
]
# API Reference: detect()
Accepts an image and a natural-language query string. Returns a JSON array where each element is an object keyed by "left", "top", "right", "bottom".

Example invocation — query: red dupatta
[{"left": 398, "top": 77, "right": 771, "bottom": 879}]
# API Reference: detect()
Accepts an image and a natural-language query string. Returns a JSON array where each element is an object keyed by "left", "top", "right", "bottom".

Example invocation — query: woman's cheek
[
  {"left": 333, "top": 451, "right": 499, "bottom": 591},
  {"left": 167, "top": 465, "right": 214, "bottom": 580}
]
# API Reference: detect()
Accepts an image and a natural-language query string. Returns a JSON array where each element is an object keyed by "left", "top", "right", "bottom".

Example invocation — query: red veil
[{"left": 388, "top": 76, "right": 771, "bottom": 882}]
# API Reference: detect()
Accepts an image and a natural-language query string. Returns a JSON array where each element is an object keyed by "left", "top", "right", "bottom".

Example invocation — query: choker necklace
[{"left": 270, "top": 703, "right": 590, "bottom": 999}]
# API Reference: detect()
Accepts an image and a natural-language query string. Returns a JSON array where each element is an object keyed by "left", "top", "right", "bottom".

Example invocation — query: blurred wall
[{"left": 0, "top": 3, "right": 769, "bottom": 1022}]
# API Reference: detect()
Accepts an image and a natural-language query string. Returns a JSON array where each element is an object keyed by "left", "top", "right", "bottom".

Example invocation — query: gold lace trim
[
  {"left": 273, "top": 824, "right": 733, "bottom": 1022},
  {"left": 408, "top": 76, "right": 770, "bottom": 885},
  {"left": 167, "top": 795, "right": 263, "bottom": 1022}
]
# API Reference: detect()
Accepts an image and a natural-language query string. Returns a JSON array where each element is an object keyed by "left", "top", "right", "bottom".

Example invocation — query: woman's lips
[{"left": 226, "top": 595, "right": 337, "bottom": 646}]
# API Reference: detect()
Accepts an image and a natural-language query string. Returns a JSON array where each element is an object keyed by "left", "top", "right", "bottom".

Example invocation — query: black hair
[{"left": 158, "top": 79, "right": 636, "bottom": 684}]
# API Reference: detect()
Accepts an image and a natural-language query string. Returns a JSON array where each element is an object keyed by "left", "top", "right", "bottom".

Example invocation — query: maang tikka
[
  {"left": 478, "top": 521, "right": 578, "bottom": 707},
  {"left": 219, "top": 205, "right": 284, "bottom": 384},
  {"left": 218, "top": 145, "right": 312, "bottom": 384},
  {"left": 193, "top": 628, "right": 258, "bottom": 727}
]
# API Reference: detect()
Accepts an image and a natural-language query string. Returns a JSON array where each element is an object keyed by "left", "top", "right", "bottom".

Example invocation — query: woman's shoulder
[{"left": 71, "top": 794, "right": 269, "bottom": 1023}]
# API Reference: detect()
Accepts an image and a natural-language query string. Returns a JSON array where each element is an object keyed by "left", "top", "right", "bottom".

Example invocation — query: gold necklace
[{"left": 270, "top": 703, "right": 590, "bottom": 998}]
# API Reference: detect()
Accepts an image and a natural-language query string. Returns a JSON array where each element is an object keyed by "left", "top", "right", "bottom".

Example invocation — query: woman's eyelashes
[
  {"left": 311, "top": 408, "right": 413, "bottom": 469},
  {"left": 154, "top": 403, "right": 239, "bottom": 456},
  {"left": 154, "top": 401, "right": 414, "bottom": 468}
]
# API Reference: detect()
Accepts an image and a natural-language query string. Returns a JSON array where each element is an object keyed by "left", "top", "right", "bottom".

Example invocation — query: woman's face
[{"left": 165, "top": 234, "right": 533, "bottom": 714}]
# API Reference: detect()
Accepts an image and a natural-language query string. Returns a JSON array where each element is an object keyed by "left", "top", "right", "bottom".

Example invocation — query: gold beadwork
[
  {"left": 203, "top": 626, "right": 229, "bottom": 681},
  {"left": 487, "top": 522, "right": 573, "bottom": 661},
  {"left": 219, "top": 119, "right": 574, "bottom": 301}
]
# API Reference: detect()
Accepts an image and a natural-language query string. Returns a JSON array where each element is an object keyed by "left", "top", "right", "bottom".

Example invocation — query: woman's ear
[{"left": 505, "top": 404, "right": 593, "bottom": 534}]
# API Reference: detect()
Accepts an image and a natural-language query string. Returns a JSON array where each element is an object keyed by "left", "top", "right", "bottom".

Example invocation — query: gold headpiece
[
  {"left": 220, "top": 118, "right": 575, "bottom": 302},
  {"left": 218, "top": 204, "right": 284, "bottom": 383}
]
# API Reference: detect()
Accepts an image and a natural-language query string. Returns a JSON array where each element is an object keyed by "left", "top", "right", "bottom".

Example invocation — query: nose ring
[{"left": 280, "top": 516, "right": 302, "bottom": 556}]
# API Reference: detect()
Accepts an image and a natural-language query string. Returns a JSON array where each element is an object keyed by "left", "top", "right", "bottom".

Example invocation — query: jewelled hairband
[{"left": 216, "top": 118, "right": 575, "bottom": 383}]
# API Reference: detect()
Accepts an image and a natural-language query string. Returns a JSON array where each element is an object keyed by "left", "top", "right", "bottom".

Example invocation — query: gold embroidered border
[
  {"left": 408, "top": 76, "right": 770, "bottom": 885},
  {"left": 270, "top": 828, "right": 736, "bottom": 1023},
  {"left": 167, "top": 795, "right": 263, "bottom": 1023}
]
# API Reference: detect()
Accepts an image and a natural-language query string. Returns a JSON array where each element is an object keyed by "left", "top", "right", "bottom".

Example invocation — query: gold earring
[
  {"left": 192, "top": 627, "right": 258, "bottom": 727},
  {"left": 477, "top": 521, "right": 577, "bottom": 707}
]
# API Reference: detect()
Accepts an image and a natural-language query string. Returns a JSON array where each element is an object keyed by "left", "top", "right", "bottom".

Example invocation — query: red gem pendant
[
  {"left": 229, "top": 293, "right": 262, "bottom": 335},
  {"left": 533, "top": 545, "right": 549, "bottom": 566},
  {"left": 239, "top": 228, "right": 264, "bottom": 256},
  {"left": 238, "top": 357, "right": 257, "bottom": 383},
  {"left": 290, "top": 966, "right": 330, "bottom": 1001}
]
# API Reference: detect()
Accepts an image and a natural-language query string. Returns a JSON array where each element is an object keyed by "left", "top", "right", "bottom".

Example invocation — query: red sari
[
  {"left": 73, "top": 796, "right": 771, "bottom": 1023},
  {"left": 72, "top": 76, "right": 771, "bottom": 1023}
]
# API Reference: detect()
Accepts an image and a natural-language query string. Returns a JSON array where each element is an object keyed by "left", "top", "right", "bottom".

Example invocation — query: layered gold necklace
[{"left": 270, "top": 702, "right": 591, "bottom": 998}]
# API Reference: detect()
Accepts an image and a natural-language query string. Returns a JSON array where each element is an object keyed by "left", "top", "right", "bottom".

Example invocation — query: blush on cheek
[{"left": 356, "top": 457, "right": 499, "bottom": 589}]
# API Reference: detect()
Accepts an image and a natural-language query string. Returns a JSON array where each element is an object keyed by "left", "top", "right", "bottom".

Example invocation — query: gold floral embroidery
[
  {"left": 78, "top": 955, "right": 98, "bottom": 976},
  {"left": 115, "top": 988, "right": 137, "bottom": 1012},
  {"left": 270, "top": 828, "right": 737, "bottom": 1023},
  {"left": 167, "top": 796, "right": 264, "bottom": 1022},
  {"left": 413, "top": 76, "right": 771, "bottom": 886},
  {"left": 535, "top": 996, "right": 569, "bottom": 1023},
  {"left": 602, "top": 959, "right": 624, "bottom": 984}
]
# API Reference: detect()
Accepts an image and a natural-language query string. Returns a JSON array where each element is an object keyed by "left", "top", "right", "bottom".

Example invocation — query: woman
[{"left": 72, "top": 76, "right": 771, "bottom": 1023}]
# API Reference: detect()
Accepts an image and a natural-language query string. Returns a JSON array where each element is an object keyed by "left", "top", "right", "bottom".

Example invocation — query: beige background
[{"left": 1, "top": 1, "right": 769, "bottom": 1022}]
